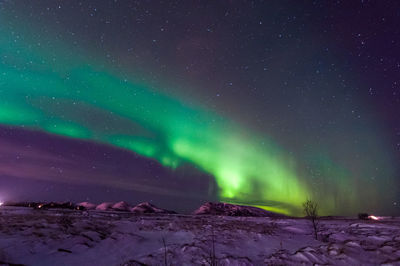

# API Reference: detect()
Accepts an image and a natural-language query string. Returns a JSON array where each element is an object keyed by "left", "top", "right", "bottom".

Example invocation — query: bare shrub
[
  {"left": 205, "top": 225, "right": 219, "bottom": 266},
  {"left": 302, "top": 199, "right": 319, "bottom": 240},
  {"left": 162, "top": 237, "right": 168, "bottom": 266}
]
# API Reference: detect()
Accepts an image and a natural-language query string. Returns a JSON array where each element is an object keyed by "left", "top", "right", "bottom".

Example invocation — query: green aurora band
[{"left": 0, "top": 11, "right": 362, "bottom": 216}]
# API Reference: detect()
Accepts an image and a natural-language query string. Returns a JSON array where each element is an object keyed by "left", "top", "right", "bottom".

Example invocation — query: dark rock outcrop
[{"left": 193, "top": 202, "right": 283, "bottom": 217}]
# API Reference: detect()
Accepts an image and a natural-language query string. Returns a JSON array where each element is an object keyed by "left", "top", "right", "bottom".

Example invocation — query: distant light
[
  {"left": 0, "top": 202, "right": 3, "bottom": 206},
  {"left": 368, "top": 215, "right": 379, "bottom": 220}
]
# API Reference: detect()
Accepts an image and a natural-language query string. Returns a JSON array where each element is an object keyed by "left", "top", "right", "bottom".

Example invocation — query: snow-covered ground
[{"left": 0, "top": 207, "right": 399, "bottom": 265}]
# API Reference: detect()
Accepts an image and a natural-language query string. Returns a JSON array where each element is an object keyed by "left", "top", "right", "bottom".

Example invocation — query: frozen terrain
[{"left": 0, "top": 207, "right": 399, "bottom": 265}]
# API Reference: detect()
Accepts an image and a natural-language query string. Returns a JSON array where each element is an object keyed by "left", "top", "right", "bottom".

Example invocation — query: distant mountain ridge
[
  {"left": 2, "top": 201, "right": 176, "bottom": 214},
  {"left": 79, "top": 201, "right": 177, "bottom": 214},
  {"left": 3, "top": 201, "right": 284, "bottom": 217}
]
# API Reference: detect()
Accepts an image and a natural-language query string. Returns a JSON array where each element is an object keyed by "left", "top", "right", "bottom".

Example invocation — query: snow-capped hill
[
  {"left": 76, "top": 202, "right": 97, "bottom": 210},
  {"left": 112, "top": 201, "right": 131, "bottom": 211},
  {"left": 193, "top": 202, "right": 283, "bottom": 217},
  {"left": 95, "top": 202, "right": 114, "bottom": 211},
  {"left": 131, "top": 202, "right": 176, "bottom": 214}
]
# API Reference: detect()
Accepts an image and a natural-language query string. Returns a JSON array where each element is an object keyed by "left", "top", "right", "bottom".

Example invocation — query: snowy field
[{"left": 0, "top": 207, "right": 399, "bottom": 265}]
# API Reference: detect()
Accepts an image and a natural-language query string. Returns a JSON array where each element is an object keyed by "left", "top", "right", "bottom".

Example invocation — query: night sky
[{"left": 0, "top": 0, "right": 399, "bottom": 216}]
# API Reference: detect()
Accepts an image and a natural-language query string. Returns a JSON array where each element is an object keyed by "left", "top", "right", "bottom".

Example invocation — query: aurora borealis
[{"left": 0, "top": 1, "right": 399, "bottom": 216}]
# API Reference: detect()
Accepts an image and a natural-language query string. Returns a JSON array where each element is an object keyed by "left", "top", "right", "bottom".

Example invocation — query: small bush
[{"left": 303, "top": 199, "right": 319, "bottom": 240}]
